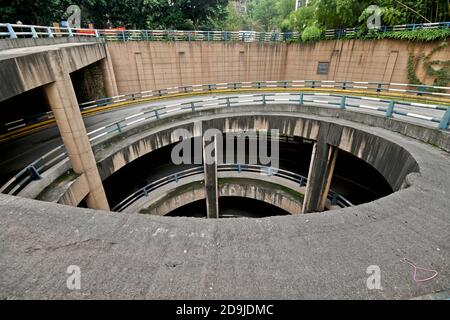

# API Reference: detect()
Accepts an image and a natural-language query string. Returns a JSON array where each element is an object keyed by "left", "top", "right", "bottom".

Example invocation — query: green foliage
[
  {"left": 370, "top": 28, "right": 450, "bottom": 41},
  {"left": 144, "top": 0, "right": 228, "bottom": 30},
  {"left": 252, "top": 0, "right": 279, "bottom": 31},
  {"left": 407, "top": 42, "right": 450, "bottom": 89},
  {"left": 1, "top": 0, "right": 449, "bottom": 35},
  {"left": 0, "top": 0, "right": 228, "bottom": 30},
  {"left": 423, "top": 42, "right": 450, "bottom": 87},
  {"left": 0, "top": 0, "right": 62, "bottom": 25},
  {"left": 285, "top": 0, "right": 449, "bottom": 42},
  {"left": 407, "top": 51, "right": 423, "bottom": 85},
  {"left": 301, "top": 25, "right": 323, "bottom": 41}
]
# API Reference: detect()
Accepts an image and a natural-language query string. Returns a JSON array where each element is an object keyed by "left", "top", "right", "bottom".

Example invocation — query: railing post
[
  {"left": 311, "top": 80, "right": 316, "bottom": 89},
  {"left": 6, "top": 23, "right": 17, "bottom": 39},
  {"left": 299, "top": 177, "right": 305, "bottom": 187},
  {"left": 262, "top": 94, "right": 266, "bottom": 105},
  {"left": 340, "top": 96, "right": 346, "bottom": 109},
  {"left": 190, "top": 102, "right": 196, "bottom": 112},
  {"left": 67, "top": 27, "right": 74, "bottom": 37},
  {"left": 28, "top": 165, "right": 42, "bottom": 180},
  {"left": 30, "top": 26, "right": 38, "bottom": 38},
  {"left": 143, "top": 187, "right": 149, "bottom": 197},
  {"left": 376, "top": 83, "right": 382, "bottom": 93},
  {"left": 95, "top": 29, "right": 100, "bottom": 38},
  {"left": 238, "top": 164, "right": 242, "bottom": 173},
  {"left": 154, "top": 109, "right": 160, "bottom": 119},
  {"left": 386, "top": 101, "right": 395, "bottom": 118},
  {"left": 226, "top": 97, "right": 230, "bottom": 107},
  {"left": 299, "top": 93, "right": 304, "bottom": 105},
  {"left": 115, "top": 122, "right": 122, "bottom": 133},
  {"left": 438, "top": 107, "right": 450, "bottom": 130},
  {"left": 331, "top": 193, "right": 337, "bottom": 205},
  {"left": 342, "top": 82, "right": 346, "bottom": 90},
  {"left": 47, "top": 27, "right": 54, "bottom": 38},
  {"left": 174, "top": 173, "right": 179, "bottom": 183},
  {"left": 418, "top": 85, "right": 425, "bottom": 96}
]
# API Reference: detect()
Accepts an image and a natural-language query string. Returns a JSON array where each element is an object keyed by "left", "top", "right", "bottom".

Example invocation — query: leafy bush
[
  {"left": 368, "top": 28, "right": 450, "bottom": 42},
  {"left": 301, "top": 26, "right": 323, "bottom": 42}
]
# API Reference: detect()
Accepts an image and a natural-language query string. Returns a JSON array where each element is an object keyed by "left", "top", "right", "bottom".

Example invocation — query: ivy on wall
[{"left": 407, "top": 41, "right": 450, "bottom": 89}]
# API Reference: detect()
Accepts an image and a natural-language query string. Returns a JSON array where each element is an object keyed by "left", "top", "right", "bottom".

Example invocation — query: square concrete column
[
  {"left": 44, "top": 57, "right": 109, "bottom": 211},
  {"left": 318, "top": 146, "right": 338, "bottom": 211},
  {"left": 302, "top": 141, "right": 334, "bottom": 214},
  {"left": 203, "top": 134, "right": 219, "bottom": 219}
]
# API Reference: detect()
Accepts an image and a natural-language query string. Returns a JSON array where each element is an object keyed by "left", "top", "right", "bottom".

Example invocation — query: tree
[
  {"left": 0, "top": 0, "right": 62, "bottom": 25},
  {"left": 222, "top": 2, "right": 253, "bottom": 30},
  {"left": 144, "top": 0, "right": 228, "bottom": 30},
  {"left": 285, "top": 0, "right": 449, "bottom": 40}
]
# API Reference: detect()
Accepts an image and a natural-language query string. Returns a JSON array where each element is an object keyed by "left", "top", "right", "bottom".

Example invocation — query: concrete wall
[
  {"left": 140, "top": 179, "right": 303, "bottom": 216},
  {"left": 123, "top": 170, "right": 309, "bottom": 215},
  {"left": 106, "top": 39, "right": 450, "bottom": 94}
]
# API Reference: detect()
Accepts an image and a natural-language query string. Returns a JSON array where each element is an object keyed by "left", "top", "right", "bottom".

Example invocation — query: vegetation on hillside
[{"left": 0, "top": 0, "right": 448, "bottom": 41}]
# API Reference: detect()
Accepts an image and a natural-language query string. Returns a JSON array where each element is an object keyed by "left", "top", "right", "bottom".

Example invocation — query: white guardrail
[
  {"left": 1, "top": 22, "right": 449, "bottom": 42},
  {"left": 2, "top": 80, "right": 450, "bottom": 134},
  {"left": 1, "top": 81, "right": 449, "bottom": 196}
]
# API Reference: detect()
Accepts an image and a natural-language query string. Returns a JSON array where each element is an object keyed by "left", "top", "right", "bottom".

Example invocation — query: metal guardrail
[
  {"left": 1, "top": 22, "right": 449, "bottom": 42},
  {"left": 111, "top": 164, "right": 352, "bottom": 213},
  {"left": 0, "top": 23, "right": 98, "bottom": 38},
  {"left": 2, "top": 80, "right": 449, "bottom": 135},
  {"left": 1, "top": 86, "right": 449, "bottom": 197}
]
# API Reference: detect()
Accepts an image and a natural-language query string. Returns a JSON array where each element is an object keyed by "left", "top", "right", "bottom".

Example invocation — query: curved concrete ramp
[{"left": 0, "top": 117, "right": 449, "bottom": 299}]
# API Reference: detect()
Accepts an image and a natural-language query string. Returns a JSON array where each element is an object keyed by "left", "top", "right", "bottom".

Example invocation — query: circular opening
[
  {"left": 166, "top": 197, "right": 290, "bottom": 218},
  {"left": 101, "top": 132, "right": 398, "bottom": 217}
]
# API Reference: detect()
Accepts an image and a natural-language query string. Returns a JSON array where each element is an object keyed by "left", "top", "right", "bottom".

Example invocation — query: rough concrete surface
[{"left": 0, "top": 117, "right": 449, "bottom": 299}]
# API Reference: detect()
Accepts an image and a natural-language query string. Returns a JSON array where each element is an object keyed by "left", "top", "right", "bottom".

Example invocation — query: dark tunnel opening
[
  {"left": 0, "top": 86, "right": 50, "bottom": 133},
  {"left": 166, "top": 197, "right": 291, "bottom": 218},
  {"left": 101, "top": 134, "right": 394, "bottom": 215}
]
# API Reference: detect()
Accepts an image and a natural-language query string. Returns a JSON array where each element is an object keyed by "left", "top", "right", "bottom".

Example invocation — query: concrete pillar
[
  {"left": 44, "top": 64, "right": 110, "bottom": 211},
  {"left": 203, "top": 134, "right": 219, "bottom": 219},
  {"left": 100, "top": 46, "right": 119, "bottom": 97},
  {"left": 318, "top": 146, "right": 338, "bottom": 211},
  {"left": 302, "top": 141, "right": 334, "bottom": 214}
]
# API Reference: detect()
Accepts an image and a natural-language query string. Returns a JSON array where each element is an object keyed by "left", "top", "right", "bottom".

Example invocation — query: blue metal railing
[
  {"left": 1, "top": 21, "right": 449, "bottom": 42},
  {"left": 111, "top": 164, "right": 353, "bottom": 212},
  {"left": 3, "top": 80, "right": 449, "bottom": 136}
]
